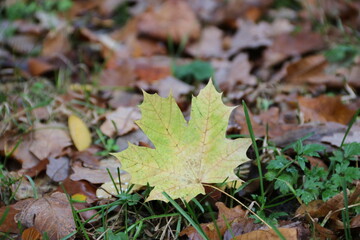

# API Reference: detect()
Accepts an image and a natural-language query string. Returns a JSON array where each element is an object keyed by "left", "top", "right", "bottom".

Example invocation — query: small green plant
[
  {"left": 95, "top": 129, "right": 120, "bottom": 156},
  {"left": 4, "top": 0, "right": 73, "bottom": 20},
  {"left": 172, "top": 60, "right": 214, "bottom": 84},
  {"left": 265, "top": 140, "right": 360, "bottom": 204},
  {"left": 324, "top": 44, "right": 360, "bottom": 67}
]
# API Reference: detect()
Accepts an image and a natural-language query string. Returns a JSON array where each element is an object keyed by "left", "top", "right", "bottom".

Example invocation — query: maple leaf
[{"left": 113, "top": 81, "right": 251, "bottom": 202}]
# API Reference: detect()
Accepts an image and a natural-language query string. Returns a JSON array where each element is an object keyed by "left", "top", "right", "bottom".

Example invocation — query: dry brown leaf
[
  {"left": 232, "top": 227, "right": 297, "bottom": 240},
  {"left": 137, "top": 0, "right": 200, "bottom": 43},
  {"left": 21, "top": 227, "right": 42, "bottom": 240},
  {"left": 100, "top": 107, "right": 141, "bottom": 137},
  {"left": 298, "top": 95, "right": 356, "bottom": 125},
  {"left": 187, "top": 26, "right": 224, "bottom": 59},
  {"left": 70, "top": 158, "right": 124, "bottom": 184},
  {"left": 215, "top": 53, "right": 257, "bottom": 91},
  {"left": 180, "top": 202, "right": 247, "bottom": 240},
  {"left": 134, "top": 64, "right": 171, "bottom": 83},
  {"left": 29, "top": 123, "right": 72, "bottom": 160},
  {"left": 68, "top": 115, "right": 92, "bottom": 151},
  {"left": 295, "top": 200, "right": 324, "bottom": 217},
  {"left": 136, "top": 76, "right": 194, "bottom": 99},
  {"left": 46, "top": 156, "right": 70, "bottom": 182},
  {"left": 0, "top": 135, "right": 40, "bottom": 169},
  {"left": 0, "top": 205, "right": 20, "bottom": 234},
  {"left": 264, "top": 32, "right": 325, "bottom": 67},
  {"left": 42, "top": 25, "right": 71, "bottom": 57},
  {"left": 226, "top": 20, "right": 273, "bottom": 57},
  {"left": 99, "top": 64, "right": 137, "bottom": 87},
  {"left": 108, "top": 91, "right": 143, "bottom": 109},
  {"left": 28, "top": 58, "right": 56, "bottom": 76},
  {"left": 14, "top": 192, "right": 76, "bottom": 240},
  {"left": 350, "top": 214, "right": 360, "bottom": 228},
  {"left": 57, "top": 178, "right": 98, "bottom": 203}
]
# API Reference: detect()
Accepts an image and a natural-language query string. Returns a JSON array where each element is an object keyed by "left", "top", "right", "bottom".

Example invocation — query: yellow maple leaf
[{"left": 113, "top": 80, "right": 251, "bottom": 202}]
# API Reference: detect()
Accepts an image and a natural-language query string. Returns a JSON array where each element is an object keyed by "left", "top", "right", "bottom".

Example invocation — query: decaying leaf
[
  {"left": 14, "top": 192, "right": 76, "bottom": 240},
  {"left": 68, "top": 115, "right": 92, "bottom": 151},
  {"left": 113, "top": 80, "right": 252, "bottom": 202}
]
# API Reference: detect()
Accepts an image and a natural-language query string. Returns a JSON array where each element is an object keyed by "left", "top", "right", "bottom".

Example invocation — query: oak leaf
[{"left": 113, "top": 81, "right": 251, "bottom": 201}]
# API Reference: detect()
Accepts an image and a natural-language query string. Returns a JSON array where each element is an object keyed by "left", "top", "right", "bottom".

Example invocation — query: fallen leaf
[
  {"left": 0, "top": 134, "right": 40, "bottom": 169},
  {"left": 0, "top": 205, "right": 20, "bottom": 234},
  {"left": 70, "top": 158, "right": 124, "bottom": 184},
  {"left": 116, "top": 129, "right": 153, "bottom": 152},
  {"left": 57, "top": 178, "right": 98, "bottom": 203},
  {"left": 21, "top": 227, "right": 42, "bottom": 240},
  {"left": 136, "top": 76, "right": 194, "bottom": 99},
  {"left": 187, "top": 26, "right": 224, "bottom": 59},
  {"left": 226, "top": 20, "right": 273, "bottom": 57},
  {"left": 100, "top": 107, "right": 141, "bottom": 137},
  {"left": 108, "top": 91, "right": 143, "bottom": 109},
  {"left": 113, "top": 80, "right": 252, "bottom": 202},
  {"left": 14, "top": 192, "right": 76, "bottom": 240},
  {"left": 28, "top": 58, "right": 56, "bottom": 76},
  {"left": 180, "top": 202, "right": 247, "bottom": 240},
  {"left": 46, "top": 156, "right": 70, "bottom": 182},
  {"left": 232, "top": 227, "right": 298, "bottom": 240},
  {"left": 134, "top": 64, "right": 171, "bottom": 83},
  {"left": 350, "top": 214, "right": 360, "bottom": 228},
  {"left": 264, "top": 32, "right": 325, "bottom": 67},
  {"left": 285, "top": 55, "right": 336, "bottom": 85},
  {"left": 68, "top": 115, "right": 92, "bottom": 151},
  {"left": 137, "top": 0, "right": 201, "bottom": 43},
  {"left": 29, "top": 123, "right": 72, "bottom": 161},
  {"left": 215, "top": 53, "right": 257, "bottom": 91},
  {"left": 99, "top": 64, "right": 136, "bottom": 87},
  {"left": 42, "top": 25, "right": 71, "bottom": 57},
  {"left": 298, "top": 95, "right": 356, "bottom": 125}
]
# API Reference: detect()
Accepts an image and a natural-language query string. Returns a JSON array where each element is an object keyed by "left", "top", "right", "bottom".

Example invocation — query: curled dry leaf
[
  {"left": 68, "top": 114, "right": 92, "bottom": 151},
  {"left": 100, "top": 107, "right": 141, "bottom": 137},
  {"left": 29, "top": 123, "right": 72, "bottom": 160},
  {"left": 14, "top": 192, "right": 76, "bottom": 240},
  {"left": 137, "top": 0, "right": 201, "bottom": 43}
]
